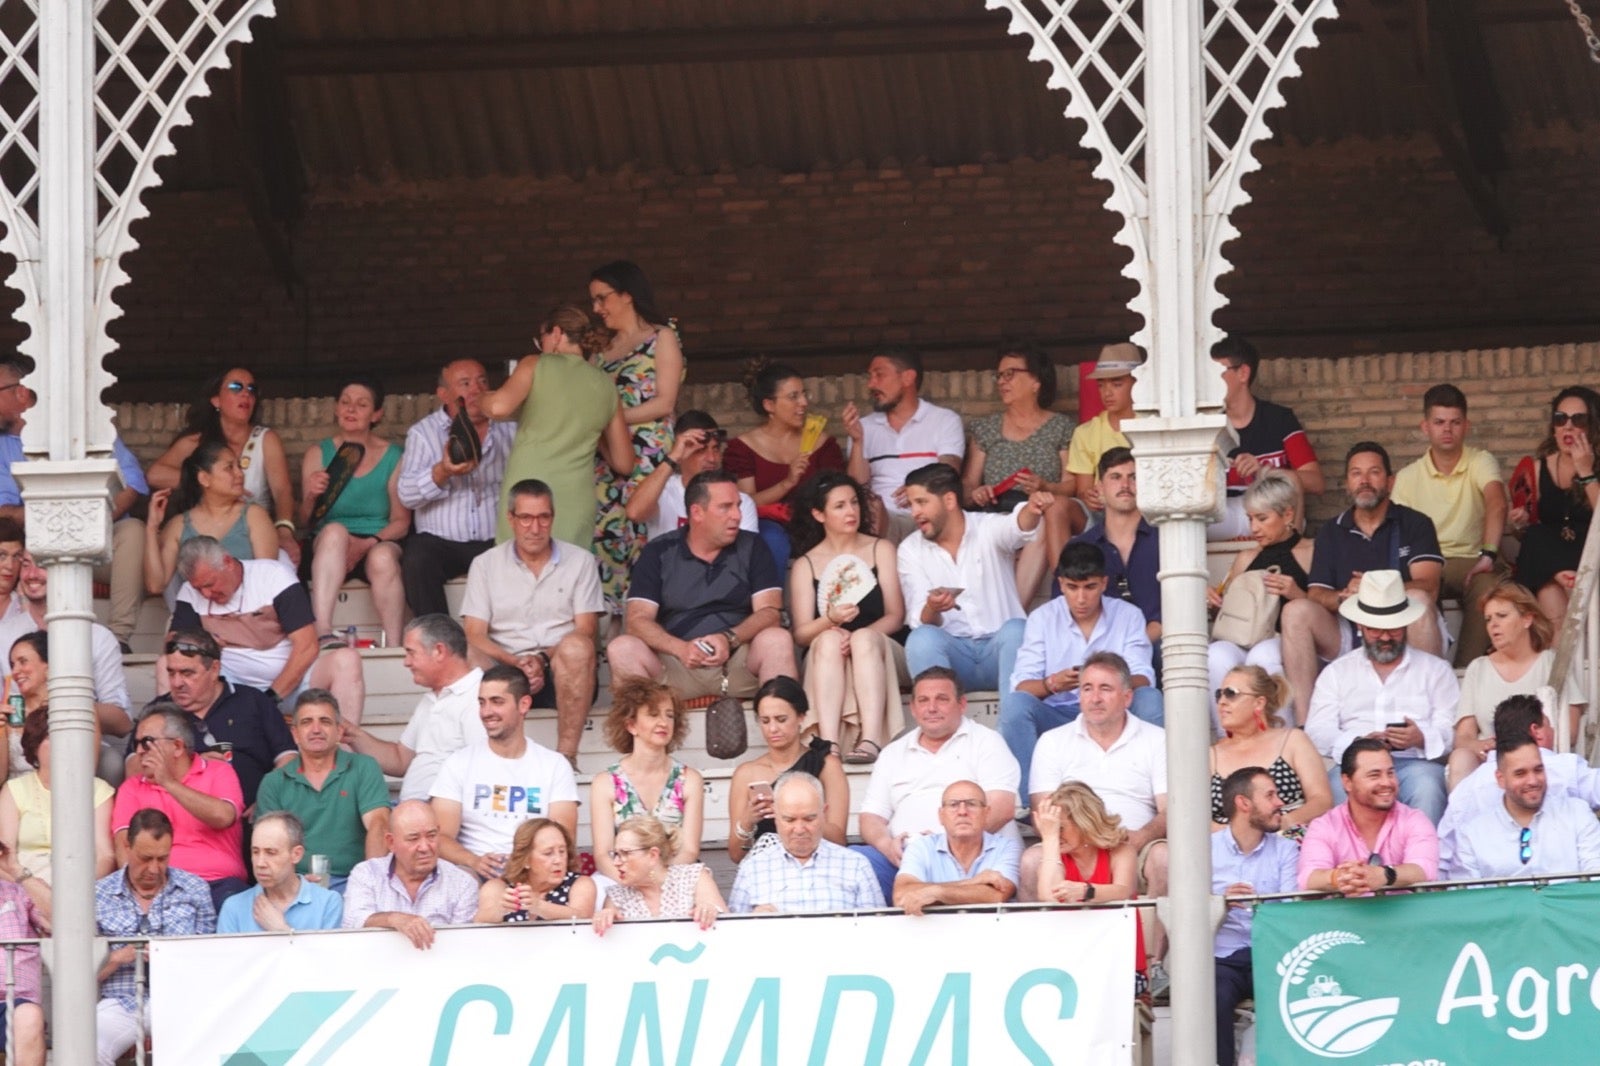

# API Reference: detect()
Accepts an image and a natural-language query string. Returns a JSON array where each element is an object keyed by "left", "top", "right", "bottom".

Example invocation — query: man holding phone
[
  {"left": 1304, "top": 570, "right": 1458, "bottom": 825},
  {"left": 626, "top": 409, "right": 758, "bottom": 541},
  {"left": 898, "top": 462, "right": 1050, "bottom": 694}
]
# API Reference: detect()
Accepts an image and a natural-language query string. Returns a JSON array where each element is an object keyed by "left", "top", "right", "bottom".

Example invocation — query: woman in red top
[
  {"left": 724, "top": 361, "right": 845, "bottom": 575},
  {"left": 1035, "top": 780, "right": 1148, "bottom": 994}
]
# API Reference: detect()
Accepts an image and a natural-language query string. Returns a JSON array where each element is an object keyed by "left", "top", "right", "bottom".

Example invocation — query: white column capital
[
  {"left": 13, "top": 459, "right": 119, "bottom": 564},
  {"left": 1122, "top": 416, "right": 1232, "bottom": 524}
]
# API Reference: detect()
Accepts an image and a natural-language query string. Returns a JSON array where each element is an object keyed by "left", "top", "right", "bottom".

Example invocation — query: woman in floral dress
[{"left": 589, "top": 260, "right": 684, "bottom": 613}]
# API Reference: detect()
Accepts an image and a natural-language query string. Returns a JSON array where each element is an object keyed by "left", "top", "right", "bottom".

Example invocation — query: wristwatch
[
  {"left": 1382, "top": 864, "right": 1397, "bottom": 887},
  {"left": 722, "top": 629, "right": 741, "bottom": 653},
  {"left": 1082, "top": 882, "right": 1096, "bottom": 902},
  {"left": 664, "top": 456, "right": 682, "bottom": 473}
]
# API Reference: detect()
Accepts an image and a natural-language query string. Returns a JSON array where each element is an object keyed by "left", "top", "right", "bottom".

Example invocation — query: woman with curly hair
[
  {"left": 484, "top": 303, "right": 635, "bottom": 550},
  {"left": 588, "top": 675, "right": 704, "bottom": 880},
  {"left": 787, "top": 471, "right": 906, "bottom": 763},
  {"left": 725, "top": 361, "right": 847, "bottom": 575}
]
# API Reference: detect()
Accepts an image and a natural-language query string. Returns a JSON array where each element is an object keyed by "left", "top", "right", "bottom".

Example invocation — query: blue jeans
[
  {"left": 756, "top": 519, "right": 791, "bottom": 577},
  {"left": 1000, "top": 687, "right": 1165, "bottom": 796},
  {"left": 851, "top": 843, "right": 899, "bottom": 904},
  {"left": 904, "top": 619, "right": 1026, "bottom": 694},
  {"left": 1328, "top": 757, "right": 1446, "bottom": 825}
]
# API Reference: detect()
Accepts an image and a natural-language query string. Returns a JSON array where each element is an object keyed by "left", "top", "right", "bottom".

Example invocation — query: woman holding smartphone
[{"left": 726, "top": 677, "right": 848, "bottom": 862}]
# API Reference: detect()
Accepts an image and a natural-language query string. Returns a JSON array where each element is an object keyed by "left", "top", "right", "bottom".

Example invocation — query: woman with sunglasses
[
  {"left": 1209, "top": 666, "right": 1330, "bottom": 834},
  {"left": 0, "top": 702, "right": 114, "bottom": 885},
  {"left": 1509, "top": 386, "right": 1600, "bottom": 626},
  {"left": 589, "top": 676, "right": 703, "bottom": 881},
  {"left": 147, "top": 367, "right": 300, "bottom": 565},
  {"left": 474, "top": 817, "right": 596, "bottom": 923},
  {"left": 482, "top": 304, "right": 634, "bottom": 550},
  {"left": 589, "top": 262, "right": 684, "bottom": 614},
  {"left": 143, "top": 438, "right": 277, "bottom": 597},
  {"left": 1206, "top": 470, "right": 1314, "bottom": 727},
  {"left": 963, "top": 344, "right": 1078, "bottom": 601},
  {"left": 297, "top": 376, "right": 411, "bottom": 649},
  {"left": 591, "top": 814, "right": 724, "bottom": 936}
]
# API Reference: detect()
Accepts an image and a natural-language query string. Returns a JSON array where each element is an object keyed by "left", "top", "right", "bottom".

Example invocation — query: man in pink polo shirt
[
  {"left": 113, "top": 703, "right": 247, "bottom": 912},
  {"left": 1298, "top": 737, "right": 1439, "bottom": 896}
]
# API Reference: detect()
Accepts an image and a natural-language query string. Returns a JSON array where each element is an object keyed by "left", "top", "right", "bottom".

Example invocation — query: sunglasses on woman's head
[{"left": 1552, "top": 411, "right": 1589, "bottom": 429}]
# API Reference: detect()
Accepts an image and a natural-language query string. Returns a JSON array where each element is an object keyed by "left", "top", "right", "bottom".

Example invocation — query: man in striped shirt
[{"left": 398, "top": 359, "right": 515, "bottom": 617}]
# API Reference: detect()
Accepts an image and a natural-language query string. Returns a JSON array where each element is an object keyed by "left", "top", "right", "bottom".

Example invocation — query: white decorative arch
[
  {"left": 0, "top": 0, "right": 278, "bottom": 458},
  {"left": 983, "top": 0, "right": 1338, "bottom": 412}
]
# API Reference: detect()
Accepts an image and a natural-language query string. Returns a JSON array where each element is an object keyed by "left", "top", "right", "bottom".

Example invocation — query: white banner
[{"left": 151, "top": 908, "right": 1135, "bottom": 1065}]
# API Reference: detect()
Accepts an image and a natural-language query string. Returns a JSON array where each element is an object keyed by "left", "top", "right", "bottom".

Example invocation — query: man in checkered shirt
[{"left": 729, "top": 772, "right": 883, "bottom": 914}]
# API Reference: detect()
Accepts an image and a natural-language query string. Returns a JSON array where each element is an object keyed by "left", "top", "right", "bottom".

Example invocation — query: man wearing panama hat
[
  {"left": 1066, "top": 343, "right": 1143, "bottom": 515},
  {"left": 1304, "top": 569, "right": 1458, "bottom": 824}
]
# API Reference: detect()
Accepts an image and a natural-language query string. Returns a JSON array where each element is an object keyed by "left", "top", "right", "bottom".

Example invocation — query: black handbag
[{"left": 446, "top": 398, "right": 482, "bottom": 465}]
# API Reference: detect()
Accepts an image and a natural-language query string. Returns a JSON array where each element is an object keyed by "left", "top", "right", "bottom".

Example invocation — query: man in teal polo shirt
[{"left": 255, "top": 689, "right": 390, "bottom": 894}]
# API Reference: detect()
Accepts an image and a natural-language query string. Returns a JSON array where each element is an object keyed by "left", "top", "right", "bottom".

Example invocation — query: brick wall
[
  {"left": 113, "top": 341, "right": 1598, "bottom": 528},
  {"left": 93, "top": 123, "right": 1600, "bottom": 401}
]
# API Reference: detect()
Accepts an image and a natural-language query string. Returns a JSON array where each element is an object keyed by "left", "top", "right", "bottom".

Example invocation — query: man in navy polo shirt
[
  {"left": 607, "top": 470, "right": 797, "bottom": 699},
  {"left": 1281, "top": 441, "right": 1444, "bottom": 725}
]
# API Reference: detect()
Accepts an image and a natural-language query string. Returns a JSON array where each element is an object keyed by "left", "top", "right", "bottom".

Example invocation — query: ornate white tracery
[
  {"left": 0, "top": 0, "right": 276, "bottom": 458},
  {"left": 985, "top": 0, "right": 1338, "bottom": 409}
]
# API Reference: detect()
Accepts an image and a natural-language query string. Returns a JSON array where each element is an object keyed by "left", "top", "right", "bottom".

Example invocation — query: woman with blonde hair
[
  {"left": 483, "top": 303, "right": 634, "bottom": 549},
  {"left": 589, "top": 676, "right": 704, "bottom": 880},
  {"left": 1448, "top": 580, "right": 1583, "bottom": 788},
  {"left": 1209, "top": 666, "right": 1330, "bottom": 833},
  {"left": 474, "top": 817, "right": 596, "bottom": 923},
  {"left": 591, "top": 814, "right": 724, "bottom": 935},
  {"left": 1033, "top": 780, "right": 1147, "bottom": 992}
]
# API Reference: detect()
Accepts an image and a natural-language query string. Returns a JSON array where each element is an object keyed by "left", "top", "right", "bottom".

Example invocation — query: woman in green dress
[
  {"left": 589, "top": 261, "right": 684, "bottom": 614},
  {"left": 484, "top": 305, "right": 633, "bottom": 549}
]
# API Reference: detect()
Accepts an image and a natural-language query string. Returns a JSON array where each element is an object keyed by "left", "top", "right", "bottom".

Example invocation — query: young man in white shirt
[
  {"left": 429, "top": 665, "right": 579, "bottom": 881},
  {"left": 842, "top": 350, "right": 965, "bottom": 542},
  {"left": 625, "top": 410, "right": 758, "bottom": 541},
  {"left": 898, "top": 462, "right": 1051, "bottom": 693}
]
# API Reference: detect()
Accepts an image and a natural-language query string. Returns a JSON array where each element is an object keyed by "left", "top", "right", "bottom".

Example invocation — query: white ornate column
[
  {"left": 986, "top": 1, "right": 1338, "bottom": 1060},
  {"left": 1, "top": 2, "right": 278, "bottom": 1058}
]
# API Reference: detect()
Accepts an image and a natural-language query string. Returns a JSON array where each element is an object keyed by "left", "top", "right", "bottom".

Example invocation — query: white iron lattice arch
[
  {"left": 0, "top": 0, "right": 278, "bottom": 454},
  {"left": 983, "top": 0, "right": 1339, "bottom": 406}
]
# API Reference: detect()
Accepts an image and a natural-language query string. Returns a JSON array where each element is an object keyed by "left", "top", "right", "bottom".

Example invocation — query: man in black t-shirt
[
  {"left": 1211, "top": 335, "right": 1325, "bottom": 540},
  {"left": 1280, "top": 442, "right": 1445, "bottom": 725},
  {"left": 606, "top": 471, "right": 797, "bottom": 698}
]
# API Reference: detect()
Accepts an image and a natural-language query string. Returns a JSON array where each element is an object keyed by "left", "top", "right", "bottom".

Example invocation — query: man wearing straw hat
[{"left": 1304, "top": 569, "right": 1458, "bottom": 824}]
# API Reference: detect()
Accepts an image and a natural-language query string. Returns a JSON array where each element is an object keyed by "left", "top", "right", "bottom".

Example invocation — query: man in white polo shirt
[
  {"left": 843, "top": 349, "right": 965, "bottom": 542},
  {"left": 461, "top": 478, "right": 603, "bottom": 769},
  {"left": 430, "top": 665, "right": 579, "bottom": 882},
  {"left": 899, "top": 462, "right": 1050, "bottom": 693},
  {"left": 625, "top": 409, "right": 758, "bottom": 541},
  {"left": 1021, "top": 651, "right": 1170, "bottom": 991},
  {"left": 853, "top": 667, "right": 1021, "bottom": 902}
]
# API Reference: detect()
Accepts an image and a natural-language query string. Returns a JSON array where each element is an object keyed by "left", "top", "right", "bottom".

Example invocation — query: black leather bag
[{"left": 446, "top": 398, "right": 482, "bottom": 465}]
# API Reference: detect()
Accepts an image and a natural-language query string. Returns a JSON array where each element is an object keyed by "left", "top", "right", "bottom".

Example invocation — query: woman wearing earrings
[
  {"left": 1509, "top": 386, "right": 1600, "bottom": 626},
  {"left": 1209, "top": 666, "right": 1330, "bottom": 833}
]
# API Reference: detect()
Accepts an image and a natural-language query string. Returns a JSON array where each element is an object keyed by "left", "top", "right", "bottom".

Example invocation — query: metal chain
[{"left": 1566, "top": 0, "right": 1600, "bottom": 64}]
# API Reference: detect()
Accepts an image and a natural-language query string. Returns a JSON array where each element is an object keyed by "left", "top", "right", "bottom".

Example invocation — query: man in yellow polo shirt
[
  {"left": 1392, "top": 383, "right": 1507, "bottom": 665},
  {"left": 1067, "top": 343, "right": 1142, "bottom": 518}
]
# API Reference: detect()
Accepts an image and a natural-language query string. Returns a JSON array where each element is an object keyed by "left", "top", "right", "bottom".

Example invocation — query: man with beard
[
  {"left": 1281, "top": 442, "right": 1444, "bottom": 724},
  {"left": 1211, "top": 767, "right": 1299, "bottom": 1066},
  {"left": 897, "top": 462, "right": 1051, "bottom": 690},
  {"left": 1445, "top": 732, "right": 1600, "bottom": 880},
  {"left": 1305, "top": 571, "right": 1457, "bottom": 824},
  {"left": 842, "top": 350, "right": 965, "bottom": 542},
  {"left": 1299, "top": 738, "right": 1439, "bottom": 893}
]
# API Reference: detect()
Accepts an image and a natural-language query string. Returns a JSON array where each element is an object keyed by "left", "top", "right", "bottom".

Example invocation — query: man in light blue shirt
[
  {"left": 1000, "top": 540, "right": 1162, "bottom": 790},
  {"left": 894, "top": 779, "right": 1021, "bottom": 914},
  {"left": 217, "top": 811, "right": 343, "bottom": 933},
  {"left": 1212, "top": 766, "right": 1299, "bottom": 1066},
  {"left": 1446, "top": 733, "right": 1600, "bottom": 881},
  {"left": 729, "top": 772, "right": 883, "bottom": 914}
]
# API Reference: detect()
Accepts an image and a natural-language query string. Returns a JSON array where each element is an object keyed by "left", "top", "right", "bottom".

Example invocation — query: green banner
[{"left": 1253, "top": 881, "right": 1600, "bottom": 1063}]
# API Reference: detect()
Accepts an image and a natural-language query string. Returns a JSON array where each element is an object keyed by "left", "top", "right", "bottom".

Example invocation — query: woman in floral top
[
  {"left": 589, "top": 676, "right": 704, "bottom": 881},
  {"left": 589, "top": 261, "right": 684, "bottom": 614}
]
